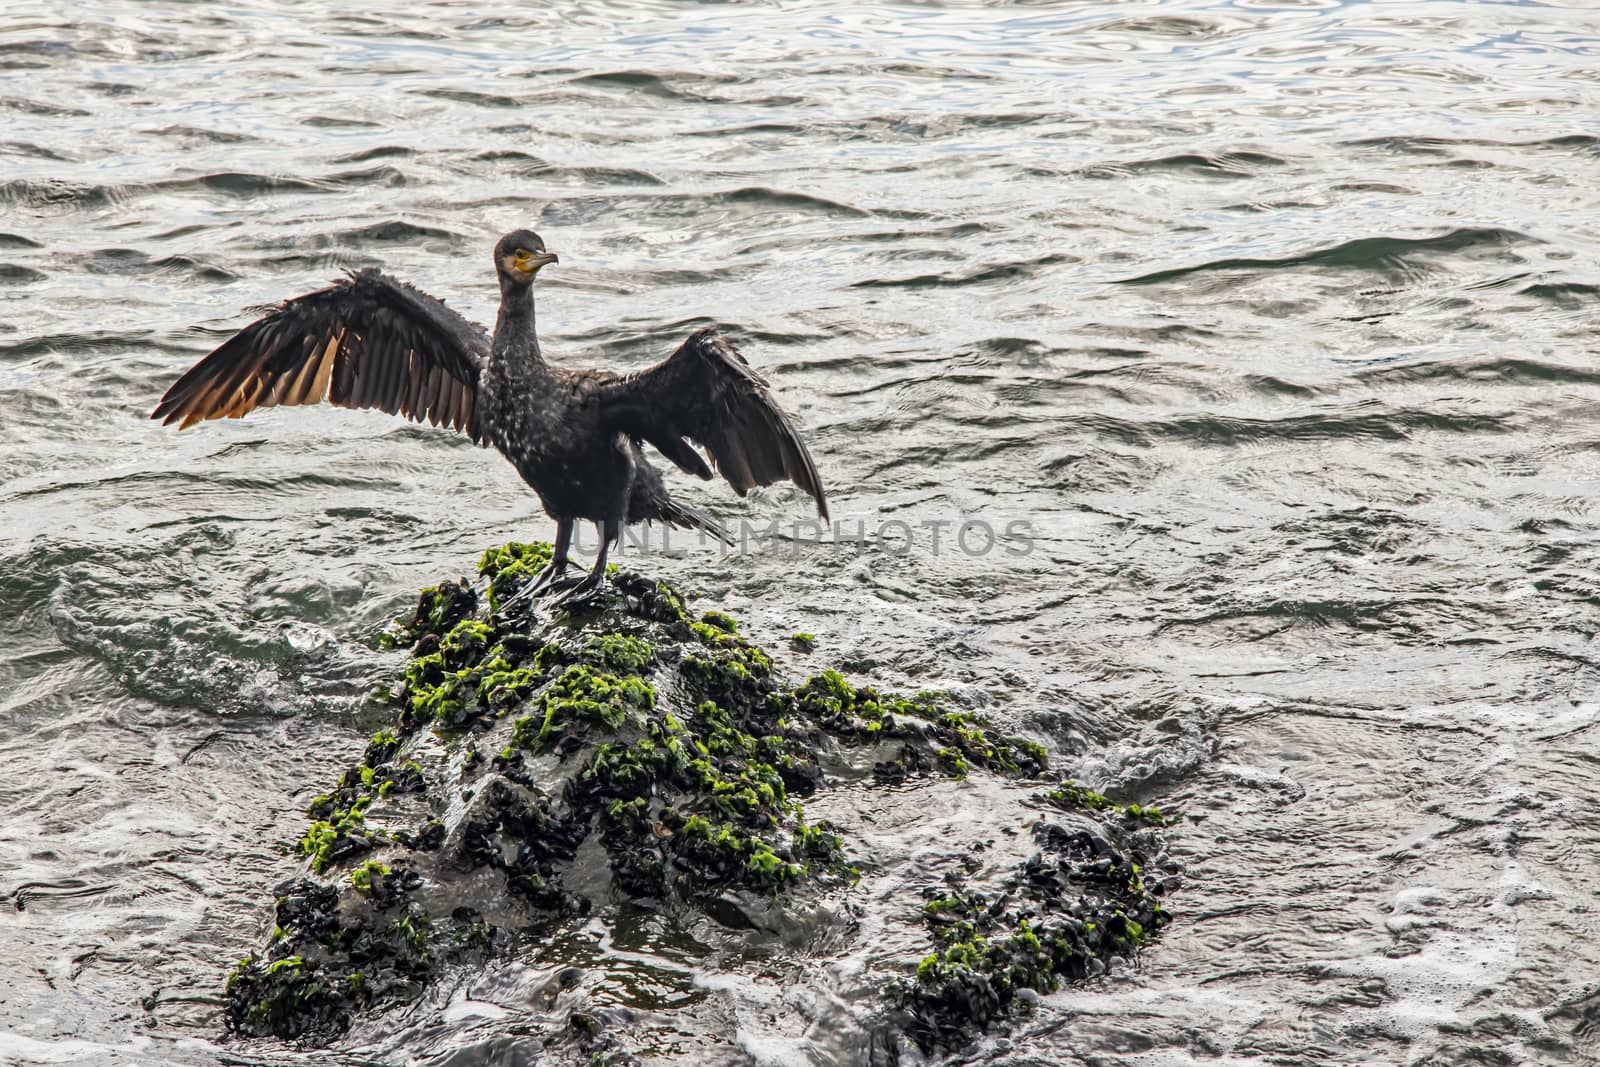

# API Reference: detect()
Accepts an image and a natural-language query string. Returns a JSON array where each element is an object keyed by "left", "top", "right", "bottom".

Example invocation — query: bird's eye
[{"left": 515, "top": 248, "right": 530, "bottom": 258}]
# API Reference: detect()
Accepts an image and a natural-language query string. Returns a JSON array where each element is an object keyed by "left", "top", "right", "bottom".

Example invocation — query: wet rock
[{"left": 222, "top": 542, "right": 1178, "bottom": 1058}]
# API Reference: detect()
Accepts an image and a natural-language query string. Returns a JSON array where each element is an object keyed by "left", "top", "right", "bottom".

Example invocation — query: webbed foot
[
  {"left": 497, "top": 556, "right": 571, "bottom": 612},
  {"left": 527, "top": 557, "right": 572, "bottom": 597},
  {"left": 552, "top": 567, "right": 608, "bottom": 608}
]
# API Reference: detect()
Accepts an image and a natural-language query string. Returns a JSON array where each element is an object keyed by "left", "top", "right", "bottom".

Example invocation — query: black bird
[{"left": 151, "top": 229, "right": 829, "bottom": 604}]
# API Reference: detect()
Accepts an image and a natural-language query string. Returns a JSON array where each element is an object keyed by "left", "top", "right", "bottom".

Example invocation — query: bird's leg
[
  {"left": 497, "top": 520, "right": 574, "bottom": 611},
  {"left": 553, "top": 518, "right": 619, "bottom": 606},
  {"left": 555, "top": 455, "right": 631, "bottom": 608},
  {"left": 526, "top": 519, "right": 575, "bottom": 597}
]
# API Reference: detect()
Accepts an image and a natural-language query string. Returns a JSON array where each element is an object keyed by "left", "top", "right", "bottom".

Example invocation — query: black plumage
[{"left": 152, "top": 229, "right": 829, "bottom": 603}]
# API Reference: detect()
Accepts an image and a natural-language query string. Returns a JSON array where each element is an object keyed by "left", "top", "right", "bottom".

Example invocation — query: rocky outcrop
[{"left": 222, "top": 543, "right": 1177, "bottom": 1060}]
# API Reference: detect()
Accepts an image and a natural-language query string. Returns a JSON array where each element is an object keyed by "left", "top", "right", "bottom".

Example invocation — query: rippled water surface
[{"left": 6, "top": 1, "right": 1600, "bottom": 1064}]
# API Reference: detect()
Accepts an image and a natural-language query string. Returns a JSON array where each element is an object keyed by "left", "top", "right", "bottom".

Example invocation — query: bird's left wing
[
  {"left": 152, "top": 267, "right": 490, "bottom": 442},
  {"left": 594, "top": 327, "right": 829, "bottom": 519}
]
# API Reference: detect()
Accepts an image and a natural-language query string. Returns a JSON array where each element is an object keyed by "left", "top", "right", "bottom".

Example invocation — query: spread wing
[
  {"left": 596, "top": 328, "right": 828, "bottom": 519},
  {"left": 151, "top": 267, "right": 490, "bottom": 442}
]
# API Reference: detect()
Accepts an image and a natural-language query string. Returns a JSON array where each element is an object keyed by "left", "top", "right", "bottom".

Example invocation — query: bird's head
[{"left": 495, "top": 229, "right": 558, "bottom": 285}]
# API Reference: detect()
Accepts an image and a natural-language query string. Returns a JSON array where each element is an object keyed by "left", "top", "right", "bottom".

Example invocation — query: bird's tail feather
[{"left": 657, "top": 499, "right": 735, "bottom": 546}]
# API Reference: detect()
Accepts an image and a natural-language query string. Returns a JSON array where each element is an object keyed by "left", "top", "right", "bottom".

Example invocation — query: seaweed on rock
[
  {"left": 223, "top": 542, "right": 1180, "bottom": 1055},
  {"left": 890, "top": 789, "right": 1176, "bottom": 1052},
  {"left": 223, "top": 868, "right": 456, "bottom": 1043}
]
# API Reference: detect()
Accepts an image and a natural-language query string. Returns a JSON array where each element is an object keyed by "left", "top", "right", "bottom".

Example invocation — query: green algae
[
  {"left": 224, "top": 952, "right": 345, "bottom": 1041},
  {"left": 1046, "top": 780, "right": 1178, "bottom": 826},
  {"left": 479, "top": 540, "right": 554, "bottom": 612},
  {"left": 893, "top": 811, "right": 1173, "bottom": 1051},
  {"left": 300, "top": 796, "right": 373, "bottom": 874},
  {"left": 398, "top": 616, "right": 515, "bottom": 730},
  {"left": 505, "top": 663, "right": 657, "bottom": 755},
  {"left": 350, "top": 860, "right": 391, "bottom": 894},
  {"left": 227, "top": 541, "right": 1176, "bottom": 1052},
  {"left": 380, "top": 577, "right": 478, "bottom": 650},
  {"left": 224, "top": 873, "right": 470, "bottom": 1042},
  {"left": 364, "top": 729, "right": 399, "bottom": 765},
  {"left": 784, "top": 668, "right": 1048, "bottom": 779},
  {"left": 586, "top": 632, "right": 654, "bottom": 673},
  {"left": 550, "top": 671, "right": 850, "bottom": 898},
  {"left": 302, "top": 748, "right": 428, "bottom": 874},
  {"left": 699, "top": 609, "right": 738, "bottom": 633}
]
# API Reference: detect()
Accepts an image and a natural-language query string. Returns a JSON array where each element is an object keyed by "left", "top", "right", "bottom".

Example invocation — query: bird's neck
[{"left": 494, "top": 279, "right": 544, "bottom": 366}]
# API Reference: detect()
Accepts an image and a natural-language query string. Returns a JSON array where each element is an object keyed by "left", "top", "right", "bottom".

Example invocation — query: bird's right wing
[{"left": 151, "top": 267, "right": 490, "bottom": 442}]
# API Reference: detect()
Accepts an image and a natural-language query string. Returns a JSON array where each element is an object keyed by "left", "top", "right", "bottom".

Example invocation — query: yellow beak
[{"left": 518, "top": 251, "right": 559, "bottom": 272}]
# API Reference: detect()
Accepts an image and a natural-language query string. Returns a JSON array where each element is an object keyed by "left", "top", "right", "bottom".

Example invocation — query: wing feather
[
  {"left": 359, "top": 329, "right": 385, "bottom": 411},
  {"left": 453, "top": 375, "right": 471, "bottom": 432},
  {"left": 434, "top": 371, "right": 453, "bottom": 430},
  {"left": 381, "top": 336, "right": 405, "bottom": 413},
  {"left": 596, "top": 328, "right": 828, "bottom": 519},
  {"left": 152, "top": 268, "right": 490, "bottom": 444},
  {"left": 306, "top": 331, "right": 338, "bottom": 403},
  {"left": 398, "top": 348, "right": 421, "bottom": 416}
]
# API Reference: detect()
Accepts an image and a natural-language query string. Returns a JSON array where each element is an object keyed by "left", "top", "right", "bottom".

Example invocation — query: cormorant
[{"left": 151, "top": 229, "right": 829, "bottom": 604}]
